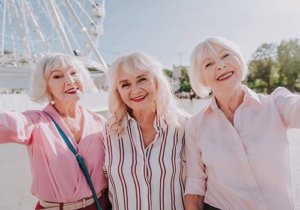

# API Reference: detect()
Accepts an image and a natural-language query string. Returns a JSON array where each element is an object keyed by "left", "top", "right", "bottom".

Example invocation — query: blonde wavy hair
[
  {"left": 29, "top": 53, "right": 97, "bottom": 103},
  {"left": 107, "top": 51, "right": 186, "bottom": 135}
]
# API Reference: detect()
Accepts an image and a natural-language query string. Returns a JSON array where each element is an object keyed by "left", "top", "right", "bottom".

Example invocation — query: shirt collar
[
  {"left": 206, "top": 85, "right": 263, "bottom": 113},
  {"left": 125, "top": 112, "right": 166, "bottom": 133}
]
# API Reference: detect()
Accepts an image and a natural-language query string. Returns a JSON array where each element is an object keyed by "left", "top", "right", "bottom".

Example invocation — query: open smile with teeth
[
  {"left": 65, "top": 87, "right": 79, "bottom": 94},
  {"left": 217, "top": 71, "right": 234, "bottom": 81},
  {"left": 131, "top": 94, "right": 147, "bottom": 102}
]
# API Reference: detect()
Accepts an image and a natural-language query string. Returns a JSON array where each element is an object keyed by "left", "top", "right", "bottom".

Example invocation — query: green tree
[
  {"left": 163, "top": 69, "right": 173, "bottom": 79},
  {"left": 178, "top": 68, "right": 192, "bottom": 92},
  {"left": 247, "top": 43, "right": 278, "bottom": 93},
  {"left": 246, "top": 39, "right": 300, "bottom": 93},
  {"left": 277, "top": 39, "right": 300, "bottom": 92}
]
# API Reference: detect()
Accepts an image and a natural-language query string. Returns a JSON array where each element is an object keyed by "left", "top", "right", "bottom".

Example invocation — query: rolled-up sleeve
[
  {"left": 272, "top": 87, "right": 300, "bottom": 129},
  {"left": 184, "top": 117, "right": 207, "bottom": 196}
]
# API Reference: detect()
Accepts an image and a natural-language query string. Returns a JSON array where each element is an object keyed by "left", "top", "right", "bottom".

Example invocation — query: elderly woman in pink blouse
[
  {"left": 0, "top": 53, "right": 110, "bottom": 210},
  {"left": 184, "top": 37, "right": 299, "bottom": 210},
  {"left": 104, "top": 52, "right": 188, "bottom": 210}
]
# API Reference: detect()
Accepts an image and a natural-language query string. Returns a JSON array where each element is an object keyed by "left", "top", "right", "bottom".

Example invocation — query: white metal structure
[{"left": 0, "top": 0, "right": 107, "bottom": 69}]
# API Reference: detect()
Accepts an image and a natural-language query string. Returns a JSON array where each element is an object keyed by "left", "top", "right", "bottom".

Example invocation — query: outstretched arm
[{"left": 0, "top": 111, "right": 36, "bottom": 144}]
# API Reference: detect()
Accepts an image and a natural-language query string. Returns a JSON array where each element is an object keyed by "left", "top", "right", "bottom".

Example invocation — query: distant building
[
  {"left": 170, "top": 65, "right": 190, "bottom": 92},
  {"left": 173, "top": 65, "right": 189, "bottom": 79}
]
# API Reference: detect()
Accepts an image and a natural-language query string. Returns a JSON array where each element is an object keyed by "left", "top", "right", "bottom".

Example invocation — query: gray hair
[
  {"left": 107, "top": 51, "right": 186, "bottom": 135},
  {"left": 29, "top": 53, "right": 97, "bottom": 103},
  {"left": 190, "top": 36, "right": 248, "bottom": 97}
]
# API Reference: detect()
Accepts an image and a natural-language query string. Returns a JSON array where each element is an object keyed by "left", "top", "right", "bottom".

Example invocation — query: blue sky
[
  {"left": 100, "top": 0, "right": 300, "bottom": 68},
  {"left": 1, "top": 0, "right": 300, "bottom": 69}
]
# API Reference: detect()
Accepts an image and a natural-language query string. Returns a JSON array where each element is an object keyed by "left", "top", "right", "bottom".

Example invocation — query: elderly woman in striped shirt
[{"left": 104, "top": 52, "right": 188, "bottom": 210}]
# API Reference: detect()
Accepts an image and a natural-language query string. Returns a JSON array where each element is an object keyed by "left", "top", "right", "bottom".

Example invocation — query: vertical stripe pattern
[{"left": 103, "top": 115, "right": 186, "bottom": 210}]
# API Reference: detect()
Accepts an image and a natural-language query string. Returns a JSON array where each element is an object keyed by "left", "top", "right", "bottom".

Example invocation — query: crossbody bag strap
[{"left": 43, "top": 111, "right": 103, "bottom": 210}]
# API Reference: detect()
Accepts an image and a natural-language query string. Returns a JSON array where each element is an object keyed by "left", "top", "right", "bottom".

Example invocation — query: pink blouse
[
  {"left": 0, "top": 104, "right": 107, "bottom": 202},
  {"left": 185, "top": 87, "right": 299, "bottom": 210}
]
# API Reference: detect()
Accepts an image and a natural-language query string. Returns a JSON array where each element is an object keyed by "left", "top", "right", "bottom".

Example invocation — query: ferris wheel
[{"left": 0, "top": 0, "right": 107, "bottom": 69}]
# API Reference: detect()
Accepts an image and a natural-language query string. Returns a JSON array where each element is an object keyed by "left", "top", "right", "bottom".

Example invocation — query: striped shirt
[{"left": 103, "top": 114, "right": 186, "bottom": 210}]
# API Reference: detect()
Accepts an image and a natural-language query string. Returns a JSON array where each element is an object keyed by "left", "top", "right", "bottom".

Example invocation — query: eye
[
  {"left": 121, "top": 83, "right": 130, "bottom": 88},
  {"left": 137, "top": 77, "right": 147, "bottom": 83},
  {"left": 205, "top": 62, "right": 213, "bottom": 68},
  {"left": 70, "top": 71, "right": 77, "bottom": 75},
  {"left": 222, "top": 53, "right": 230, "bottom": 59},
  {"left": 53, "top": 75, "right": 63, "bottom": 79}
]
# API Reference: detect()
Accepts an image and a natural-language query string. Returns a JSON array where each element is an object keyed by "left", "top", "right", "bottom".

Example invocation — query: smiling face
[
  {"left": 200, "top": 42, "right": 243, "bottom": 93},
  {"left": 47, "top": 66, "right": 84, "bottom": 105},
  {"left": 116, "top": 67, "right": 157, "bottom": 114}
]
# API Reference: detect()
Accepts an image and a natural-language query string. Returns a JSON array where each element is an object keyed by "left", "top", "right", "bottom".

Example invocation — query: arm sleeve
[
  {"left": 272, "top": 87, "right": 300, "bottom": 129},
  {"left": 184, "top": 118, "right": 207, "bottom": 196},
  {"left": 102, "top": 123, "right": 109, "bottom": 179},
  {"left": 0, "top": 111, "right": 36, "bottom": 144}
]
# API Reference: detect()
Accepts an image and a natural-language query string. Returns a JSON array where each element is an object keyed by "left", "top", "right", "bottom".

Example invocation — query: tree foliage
[
  {"left": 163, "top": 69, "right": 173, "bottom": 78},
  {"left": 178, "top": 68, "right": 192, "bottom": 92},
  {"left": 246, "top": 39, "right": 300, "bottom": 93}
]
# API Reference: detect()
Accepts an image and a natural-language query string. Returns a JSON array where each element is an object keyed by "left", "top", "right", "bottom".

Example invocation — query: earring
[{"left": 49, "top": 94, "right": 55, "bottom": 105}]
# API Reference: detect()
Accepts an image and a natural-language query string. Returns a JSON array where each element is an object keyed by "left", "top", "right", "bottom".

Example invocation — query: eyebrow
[
  {"left": 202, "top": 48, "right": 229, "bottom": 63},
  {"left": 219, "top": 49, "right": 229, "bottom": 53},
  {"left": 136, "top": 73, "right": 147, "bottom": 79},
  {"left": 50, "top": 70, "right": 64, "bottom": 75},
  {"left": 118, "top": 79, "right": 128, "bottom": 84},
  {"left": 118, "top": 73, "right": 148, "bottom": 84}
]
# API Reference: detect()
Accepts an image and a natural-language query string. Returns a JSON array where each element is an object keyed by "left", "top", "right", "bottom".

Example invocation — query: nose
[
  {"left": 130, "top": 83, "right": 141, "bottom": 95},
  {"left": 65, "top": 74, "right": 76, "bottom": 84},
  {"left": 216, "top": 60, "right": 226, "bottom": 71}
]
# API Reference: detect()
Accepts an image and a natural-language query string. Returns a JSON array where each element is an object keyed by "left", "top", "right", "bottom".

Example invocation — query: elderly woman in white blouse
[
  {"left": 104, "top": 52, "right": 188, "bottom": 210},
  {"left": 184, "top": 36, "right": 299, "bottom": 210}
]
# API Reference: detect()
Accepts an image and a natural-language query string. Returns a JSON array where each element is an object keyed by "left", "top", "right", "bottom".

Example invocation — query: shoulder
[
  {"left": 85, "top": 108, "right": 107, "bottom": 125},
  {"left": 22, "top": 109, "right": 48, "bottom": 123},
  {"left": 186, "top": 105, "right": 209, "bottom": 126},
  {"left": 257, "top": 87, "right": 295, "bottom": 105},
  {"left": 175, "top": 110, "right": 189, "bottom": 126},
  {"left": 270, "top": 87, "right": 293, "bottom": 98}
]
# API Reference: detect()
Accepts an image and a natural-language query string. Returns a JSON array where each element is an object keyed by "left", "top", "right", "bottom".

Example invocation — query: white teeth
[
  {"left": 133, "top": 95, "right": 144, "bottom": 100},
  {"left": 218, "top": 72, "right": 233, "bottom": 80},
  {"left": 65, "top": 88, "right": 76, "bottom": 93}
]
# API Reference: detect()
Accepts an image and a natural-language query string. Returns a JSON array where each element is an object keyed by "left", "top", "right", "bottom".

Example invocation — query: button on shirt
[
  {"left": 104, "top": 114, "right": 186, "bottom": 210},
  {"left": 185, "top": 87, "right": 299, "bottom": 210},
  {"left": 0, "top": 104, "right": 107, "bottom": 202}
]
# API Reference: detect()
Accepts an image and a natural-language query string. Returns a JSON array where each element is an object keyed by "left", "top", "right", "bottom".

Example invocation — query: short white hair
[
  {"left": 190, "top": 36, "right": 248, "bottom": 97},
  {"left": 107, "top": 51, "right": 186, "bottom": 135},
  {"left": 29, "top": 53, "right": 97, "bottom": 103}
]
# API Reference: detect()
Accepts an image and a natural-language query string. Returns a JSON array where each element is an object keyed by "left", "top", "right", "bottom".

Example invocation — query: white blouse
[{"left": 104, "top": 114, "right": 186, "bottom": 210}]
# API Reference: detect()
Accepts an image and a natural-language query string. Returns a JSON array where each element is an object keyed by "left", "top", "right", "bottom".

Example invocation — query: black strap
[
  {"left": 204, "top": 203, "right": 221, "bottom": 210},
  {"left": 44, "top": 111, "right": 102, "bottom": 210}
]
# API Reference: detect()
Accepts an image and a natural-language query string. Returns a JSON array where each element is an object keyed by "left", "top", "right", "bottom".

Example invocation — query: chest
[
  {"left": 198, "top": 106, "right": 288, "bottom": 169},
  {"left": 63, "top": 118, "right": 83, "bottom": 143},
  {"left": 106, "top": 127, "right": 185, "bottom": 176}
]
